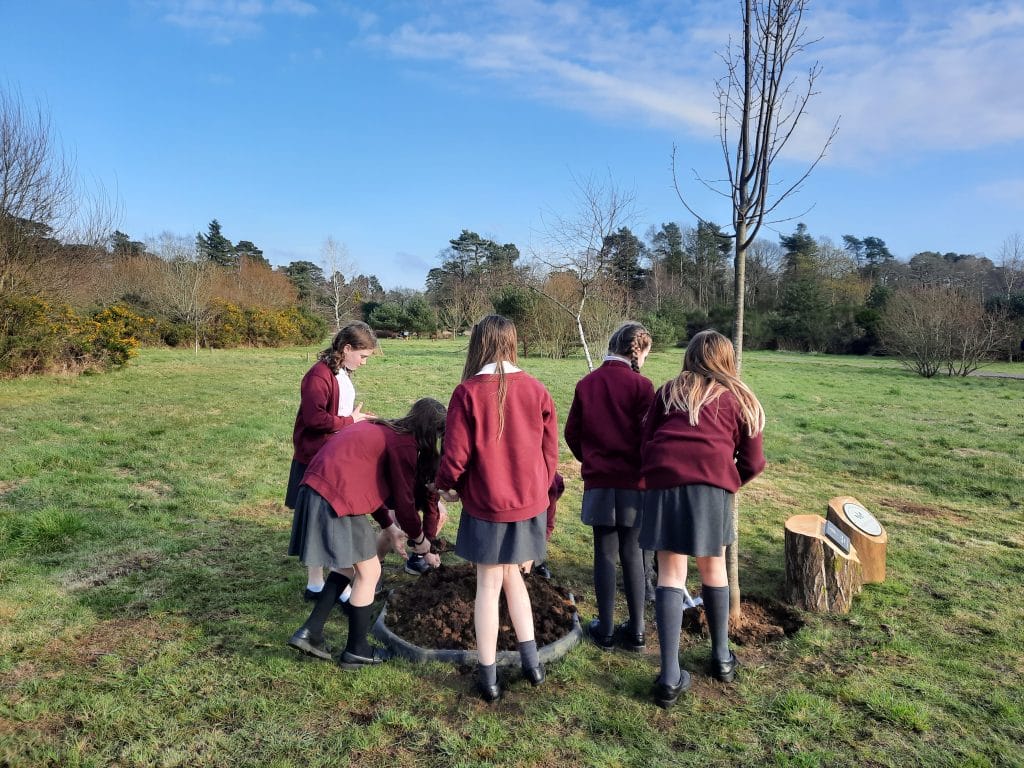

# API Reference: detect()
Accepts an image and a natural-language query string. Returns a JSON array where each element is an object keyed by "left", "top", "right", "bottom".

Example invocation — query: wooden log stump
[
  {"left": 826, "top": 496, "right": 888, "bottom": 583},
  {"left": 784, "top": 514, "right": 863, "bottom": 613}
]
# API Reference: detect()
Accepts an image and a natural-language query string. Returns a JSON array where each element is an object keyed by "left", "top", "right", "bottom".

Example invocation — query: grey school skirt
[
  {"left": 638, "top": 484, "right": 735, "bottom": 557},
  {"left": 455, "top": 510, "right": 547, "bottom": 566},
  {"left": 581, "top": 487, "right": 644, "bottom": 528},
  {"left": 287, "top": 486, "right": 377, "bottom": 569},
  {"left": 284, "top": 459, "right": 307, "bottom": 509}
]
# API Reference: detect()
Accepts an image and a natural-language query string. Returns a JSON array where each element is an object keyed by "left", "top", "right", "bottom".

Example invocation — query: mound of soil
[
  {"left": 682, "top": 595, "right": 804, "bottom": 646},
  {"left": 384, "top": 564, "right": 577, "bottom": 651}
]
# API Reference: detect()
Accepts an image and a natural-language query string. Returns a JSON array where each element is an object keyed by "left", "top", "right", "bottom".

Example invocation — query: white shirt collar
[
  {"left": 475, "top": 361, "right": 522, "bottom": 375},
  {"left": 603, "top": 354, "right": 632, "bottom": 365}
]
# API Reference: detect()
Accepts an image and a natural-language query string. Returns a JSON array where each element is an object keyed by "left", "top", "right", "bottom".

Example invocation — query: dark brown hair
[
  {"left": 377, "top": 397, "right": 447, "bottom": 511},
  {"left": 318, "top": 321, "right": 378, "bottom": 375}
]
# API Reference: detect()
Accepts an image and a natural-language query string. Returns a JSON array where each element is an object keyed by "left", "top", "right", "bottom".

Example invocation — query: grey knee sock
[
  {"left": 619, "top": 526, "right": 645, "bottom": 636},
  {"left": 519, "top": 639, "right": 539, "bottom": 670},
  {"left": 655, "top": 586, "right": 684, "bottom": 686},
  {"left": 478, "top": 662, "right": 497, "bottom": 687},
  {"left": 593, "top": 526, "right": 618, "bottom": 635},
  {"left": 701, "top": 584, "right": 732, "bottom": 662}
]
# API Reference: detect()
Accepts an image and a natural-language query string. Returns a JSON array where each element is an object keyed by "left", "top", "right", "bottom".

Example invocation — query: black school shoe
[
  {"left": 533, "top": 562, "right": 552, "bottom": 580},
  {"left": 477, "top": 680, "right": 502, "bottom": 702},
  {"left": 616, "top": 624, "right": 646, "bottom": 653},
  {"left": 288, "top": 628, "right": 333, "bottom": 661},
  {"left": 338, "top": 648, "right": 389, "bottom": 670},
  {"left": 585, "top": 618, "right": 616, "bottom": 651},
  {"left": 522, "top": 663, "right": 545, "bottom": 686},
  {"left": 653, "top": 670, "right": 691, "bottom": 709},
  {"left": 709, "top": 651, "right": 739, "bottom": 683}
]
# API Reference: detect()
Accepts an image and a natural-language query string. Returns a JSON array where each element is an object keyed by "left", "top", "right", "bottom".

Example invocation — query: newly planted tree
[{"left": 675, "top": 0, "right": 838, "bottom": 618}]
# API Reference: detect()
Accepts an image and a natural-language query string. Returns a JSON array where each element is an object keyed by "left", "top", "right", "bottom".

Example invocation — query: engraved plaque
[{"left": 843, "top": 502, "right": 882, "bottom": 537}]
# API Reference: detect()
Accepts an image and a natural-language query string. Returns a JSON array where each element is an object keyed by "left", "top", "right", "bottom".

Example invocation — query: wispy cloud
[
  {"left": 977, "top": 178, "right": 1024, "bottom": 208},
  {"left": 159, "top": 0, "right": 317, "bottom": 43},
  {"left": 355, "top": 0, "right": 1024, "bottom": 164}
]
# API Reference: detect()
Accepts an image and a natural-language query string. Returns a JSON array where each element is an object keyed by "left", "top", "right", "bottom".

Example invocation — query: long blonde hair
[
  {"left": 661, "top": 329, "right": 765, "bottom": 436},
  {"left": 461, "top": 314, "right": 519, "bottom": 438}
]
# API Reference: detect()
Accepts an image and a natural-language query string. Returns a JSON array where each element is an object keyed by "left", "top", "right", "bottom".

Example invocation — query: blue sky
[{"left": 3, "top": 0, "right": 1023, "bottom": 290}]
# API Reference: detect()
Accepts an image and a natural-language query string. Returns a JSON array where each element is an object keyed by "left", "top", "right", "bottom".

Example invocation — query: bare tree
[
  {"left": 883, "top": 285, "right": 1009, "bottom": 377},
  {"left": 321, "top": 236, "right": 358, "bottom": 330},
  {"left": 674, "top": 0, "right": 838, "bottom": 619},
  {"left": 0, "top": 88, "right": 116, "bottom": 300},
  {"left": 151, "top": 233, "right": 215, "bottom": 355},
  {"left": 997, "top": 232, "right": 1024, "bottom": 298},
  {"left": 530, "top": 172, "right": 637, "bottom": 370}
]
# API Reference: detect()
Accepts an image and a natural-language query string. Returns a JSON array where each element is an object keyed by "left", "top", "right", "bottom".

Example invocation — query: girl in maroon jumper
[
  {"left": 564, "top": 321, "right": 654, "bottom": 653},
  {"left": 435, "top": 315, "right": 559, "bottom": 701},
  {"left": 288, "top": 398, "right": 445, "bottom": 667},
  {"left": 286, "top": 322, "right": 389, "bottom": 601},
  {"left": 639, "top": 329, "right": 765, "bottom": 708}
]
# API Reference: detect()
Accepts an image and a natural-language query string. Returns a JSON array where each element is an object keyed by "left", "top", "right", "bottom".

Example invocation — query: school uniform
[
  {"left": 639, "top": 386, "right": 766, "bottom": 556},
  {"left": 564, "top": 356, "right": 654, "bottom": 527},
  {"left": 436, "top": 363, "right": 558, "bottom": 565},
  {"left": 285, "top": 360, "right": 356, "bottom": 508},
  {"left": 288, "top": 421, "right": 423, "bottom": 570}
]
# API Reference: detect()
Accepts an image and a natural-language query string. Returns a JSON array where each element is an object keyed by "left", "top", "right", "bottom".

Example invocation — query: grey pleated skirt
[
  {"left": 455, "top": 510, "right": 547, "bottom": 565},
  {"left": 638, "top": 484, "right": 735, "bottom": 557},
  {"left": 288, "top": 486, "right": 377, "bottom": 569},
  {"left": 581, "top": 487, "right": 644, "bottom": 528},
  {"left": 284, "top": 459, "right": 307, "bottom": 509}
]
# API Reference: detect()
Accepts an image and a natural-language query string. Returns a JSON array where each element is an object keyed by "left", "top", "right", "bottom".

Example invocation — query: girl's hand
[
  {"left": 438, "top": 489, "right": 460, "bottom": 503},
  {"left": 436, "top": 500, "right": 449, "bottom": 531},
  {"left": 384, "top": 524, "right": 407, "bottom": 558},
  {"left": 351, "top": 402, "right": 377, "bottom": 422},
  {"left": 424, "top": 552, "right": 441, "bottom": 569}
]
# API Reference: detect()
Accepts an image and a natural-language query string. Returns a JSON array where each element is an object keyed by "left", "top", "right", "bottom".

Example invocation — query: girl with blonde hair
[{"left": 639, "top": 329, "right": 766, "bottom": 707}]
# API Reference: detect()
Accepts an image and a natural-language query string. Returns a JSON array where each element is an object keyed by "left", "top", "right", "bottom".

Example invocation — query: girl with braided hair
[{"left": 564, "top": 321, "right": 655, "bottom": 654}]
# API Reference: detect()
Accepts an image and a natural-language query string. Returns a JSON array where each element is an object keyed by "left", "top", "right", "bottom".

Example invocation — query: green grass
[{"left": 1, "top": 342, "right": 1022, "bottom": 767}]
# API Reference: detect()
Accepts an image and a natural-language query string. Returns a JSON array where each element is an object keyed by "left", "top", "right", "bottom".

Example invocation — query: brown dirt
[
  {"left": 682, "top": 595, "right": 804, "bottom": 646},
  {"left": 61, "top": 552, "right": 159, "bottom": 591},
  {"left": 878, "top": 497, "right": 969, "bottom": 525},
  {"left": 384, "top": 563, "right": 577, "bottom": 651}
]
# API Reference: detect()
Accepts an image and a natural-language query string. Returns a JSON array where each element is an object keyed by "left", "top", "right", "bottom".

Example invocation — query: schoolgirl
[
  {"left": 564, "top": 322, "right": 654, "bottom": 653},
  {"left": 287, "top": 397, "right": 445, "bottom": 666},
  {"left": 286, "top": 322, "right": 380, "bottom": 601},
  {"left": 435, "top": 315, "right": 559, "bottom": 701},
  {"left": 639, "top": 329, "right": 766, "bottom": 707}
]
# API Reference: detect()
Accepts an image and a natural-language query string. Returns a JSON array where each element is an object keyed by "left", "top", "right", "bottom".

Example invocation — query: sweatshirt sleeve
[
  {"left": 298, "top": 366, "right": 351, "bottom": 434},
  {"left": 563, "top": 385, "right": 584, "bottom": 462},
  {"left": 735, "top": 426, "right": 766, "bottom": 486},
  {"left": 385, "top": 438, "right": 423, "bottom": 539},
  {"left": 640, "top": 385, "right": 665, "bottom": 450},
  {"left": 542, "top": 389, "right": 559, "bottom": 487},
  {"left": 435, "top": 385, "right": 472, "bottom": 492}
]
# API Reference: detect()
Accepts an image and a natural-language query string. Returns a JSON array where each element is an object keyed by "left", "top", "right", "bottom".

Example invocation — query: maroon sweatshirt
[
  {"left": 436, "top": 370, "right": 558, "bottom": 523},
  {"left": 301, "top": 420, "right": 422, "bottom": 538},
  {"left": 641, "top": 385, "right": 766, "bottom": 493},
  {"left": 292, "top": 360, "right": 354, "bottom": 464},
  {"left": 564, "top": 359, "right": 655, "bottom": 490}
]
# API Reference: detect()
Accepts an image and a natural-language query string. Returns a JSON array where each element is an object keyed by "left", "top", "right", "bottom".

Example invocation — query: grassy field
[{"left": 1, "top": 341, "right": 1022, "bottom": 767}]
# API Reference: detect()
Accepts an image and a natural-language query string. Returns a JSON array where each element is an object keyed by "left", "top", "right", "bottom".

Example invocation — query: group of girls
[{"left": 285, "top": 314, "right": 764, "bottom": 708}]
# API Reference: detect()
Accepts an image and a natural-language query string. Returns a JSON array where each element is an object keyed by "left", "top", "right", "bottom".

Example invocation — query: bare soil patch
[
  {"left": 682, "top": 595, "right": 805, "bottom": 646},
  {"left": 62, "top": 551, "right": 159, "bottom": 591},
  {"left": 879, "top": 498, "right": 969, "bottom": 525},
  {"left": 384, "top": 563, "right": 577, "bottom": 651}
]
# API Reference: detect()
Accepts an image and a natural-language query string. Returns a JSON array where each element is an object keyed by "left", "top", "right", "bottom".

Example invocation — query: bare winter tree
[
  {"left": 321, "top": 236, "right": 358, "bottom": 330},
  {"left": 997, "top": 232, "right": 1024, "bottom": 298},
  {"left": 530, "top": 172, "right": 637, "bottom": 371},
  {"left": 151, "top": 233, "right": 215, "bottom": 355},
  {"left": 0, "top": 88, "right": 116, "bottom": 300},
  {"left": 883, "top": 286, "right": 1009, "bottom": 377},
  {"left": 674, "top": 0, "right": 838, "bottom": 619}
]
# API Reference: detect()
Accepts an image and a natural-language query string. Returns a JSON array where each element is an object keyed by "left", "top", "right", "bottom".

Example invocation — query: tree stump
[
  {"left": 826, "top": 496, "right": 888, "bottom": 583},
  {"left": 784, "top": 514, "right": 863, "bottom": 613}
]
